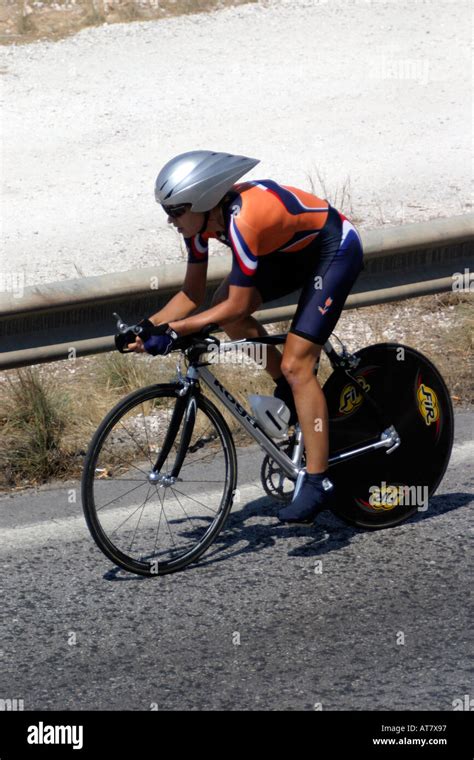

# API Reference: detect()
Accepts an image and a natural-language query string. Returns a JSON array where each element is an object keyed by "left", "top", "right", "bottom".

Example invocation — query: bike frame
[{"left": 173, "top": 335, "right": 401, "bottom": 493}]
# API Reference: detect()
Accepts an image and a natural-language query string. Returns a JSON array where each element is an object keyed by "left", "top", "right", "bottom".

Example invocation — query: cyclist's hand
[
  {"left": 129, "top": 335, "right": 146, "bottom": 353},
  {"left": 114, "top": 330, "right": 146, "bottom": 353},
  {"left": 115, "top": 318, "right": 177, "bottom": 355}
]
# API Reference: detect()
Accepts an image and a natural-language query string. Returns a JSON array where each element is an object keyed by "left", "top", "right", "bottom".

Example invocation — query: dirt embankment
[{"left": 0, "top": 0, "right": 255, "bottom": 45}]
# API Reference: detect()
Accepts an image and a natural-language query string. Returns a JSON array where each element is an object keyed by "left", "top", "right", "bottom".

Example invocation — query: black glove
[{"left": 114, "top": 318, "right": 170, "bottom": 354}]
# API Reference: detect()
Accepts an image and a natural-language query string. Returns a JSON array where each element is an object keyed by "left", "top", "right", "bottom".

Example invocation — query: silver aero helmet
[{"left": 154, "top": 150, "right": 260, "bottom": 212}]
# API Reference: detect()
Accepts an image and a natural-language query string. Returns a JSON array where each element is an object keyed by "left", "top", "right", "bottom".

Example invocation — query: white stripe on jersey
[
  {"left": 193, "top": 235, "right": 208, "bottom": 254},
  {"left": 229, "top": 217, "right": 258, "bottom": 273}
]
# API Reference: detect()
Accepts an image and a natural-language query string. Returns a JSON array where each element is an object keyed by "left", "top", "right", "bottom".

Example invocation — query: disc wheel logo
[
  {"left": 416, "top": 379, "right": 440, "bottom": 427},
  {"left": 339, "top": 375, "right": 371, "bottom": 415},
  {"left": 356, "top": 483, "right": 404, "bottom": 513}
]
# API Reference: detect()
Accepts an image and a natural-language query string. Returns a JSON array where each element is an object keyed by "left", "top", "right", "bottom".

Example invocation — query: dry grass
[
  {"left": 435, "top": 293, "right": 473, "bottom": 403},
  {"left": 0, "top": 0, "right": 257, "bottom": 45},
  {"left": 0, "top": 367, "right": 73, "bottom": 487},
  {"left": 0, "top": 349, "right": 176, "bottom": 489},
  {"left": 95, "top": 350, "right": 166, "bottom": 394},
  {"left": 305, "top": 167, "right": 363, "bottom": 225}
]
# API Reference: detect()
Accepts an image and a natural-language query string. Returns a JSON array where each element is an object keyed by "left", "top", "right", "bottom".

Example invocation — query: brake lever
[
  {"left": 113, "top": 312, "right": 142, "bottom": 336},
  {"left": 113, "top": 312, "right": 148, "bottom": 353},
  {"left": 204, "top": 335, "right": 220, "bottom": 347},
  {"left": 201, "top": 323, "right": 220, "bottom": 346}
]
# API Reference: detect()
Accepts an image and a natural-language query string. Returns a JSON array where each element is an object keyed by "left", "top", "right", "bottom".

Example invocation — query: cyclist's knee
[
  {"left": 281, "top": 351, "right": 321, "bottom": 386},
  {"left": 281, "top": 360, "right": 309, "bottom": 384}
]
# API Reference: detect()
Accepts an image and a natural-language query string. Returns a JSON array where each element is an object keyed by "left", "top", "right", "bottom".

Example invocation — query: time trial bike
[{"left": 81, "top": 315, "right": 454, "bottom": 576}]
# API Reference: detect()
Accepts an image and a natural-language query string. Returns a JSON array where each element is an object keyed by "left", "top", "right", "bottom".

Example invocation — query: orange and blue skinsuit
[{"left": 184, "top": 179, "right": 364, "bottom": 345}]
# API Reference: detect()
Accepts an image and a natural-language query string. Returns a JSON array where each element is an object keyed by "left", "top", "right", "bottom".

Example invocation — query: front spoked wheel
[
  {"left": 82, "top": 383, "right": 237, "bottom": 576},
  {"left": 323, "top": 343, "right": 454, "bottom": 528}
]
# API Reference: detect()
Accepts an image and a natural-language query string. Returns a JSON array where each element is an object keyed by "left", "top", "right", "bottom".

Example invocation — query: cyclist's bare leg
[
  {"left": 211, "top": 279, "right": 283, "bottom": 379},
  {"left": 279, "top": 333, "right": 328, "bottom": 474}
]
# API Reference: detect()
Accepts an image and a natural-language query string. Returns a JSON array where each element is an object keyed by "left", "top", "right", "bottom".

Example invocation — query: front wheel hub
[{"left": 148, "top": 471, "right": 176, "bottom": 486}]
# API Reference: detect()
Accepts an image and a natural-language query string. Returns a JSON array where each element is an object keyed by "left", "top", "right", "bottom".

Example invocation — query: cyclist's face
[{"left": 166, "top": 206, "right": 204, "bottom": 238}]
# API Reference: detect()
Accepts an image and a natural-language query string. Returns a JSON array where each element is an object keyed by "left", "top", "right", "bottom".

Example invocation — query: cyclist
[{"left": 130, "top": 150, "right": 364, "bottom": 524}]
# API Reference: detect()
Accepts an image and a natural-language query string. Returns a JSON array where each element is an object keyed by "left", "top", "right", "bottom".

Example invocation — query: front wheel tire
[{"left": 82, "top": 383, "right": 238, "bottom": 575}]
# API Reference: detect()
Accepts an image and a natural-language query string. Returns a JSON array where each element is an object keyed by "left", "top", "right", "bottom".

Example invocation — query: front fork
[{"left": 148, "top": 377, "right": 198, "bottom": 486}]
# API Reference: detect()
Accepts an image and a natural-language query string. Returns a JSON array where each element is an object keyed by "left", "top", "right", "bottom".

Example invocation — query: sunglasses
[{"left": 162, "top": 204, "right": 189, "bottom": 219}]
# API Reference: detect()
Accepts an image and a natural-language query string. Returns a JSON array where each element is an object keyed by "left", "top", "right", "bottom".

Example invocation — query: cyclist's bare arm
[
  {"left": 168, "top": 284, "right": 262, "bottom": 337},
  {"left": 130, "top": 261, "right": 207, "bottom": 352},
  {"left": 148, "top": 261, "right": 208, "bottom": 325}
]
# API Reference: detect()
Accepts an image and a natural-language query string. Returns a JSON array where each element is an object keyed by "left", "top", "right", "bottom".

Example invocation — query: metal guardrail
[{"left": 1, "top": 213, "right": 473, "bottom": 370}]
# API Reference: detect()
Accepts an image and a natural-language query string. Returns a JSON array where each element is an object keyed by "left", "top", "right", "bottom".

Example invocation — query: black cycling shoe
[
  {"left": 273, "top": 375, "right": 298, "bottom": 426},
  {"left": 278, "top": 471, "right": 334, "bottom": 524}
]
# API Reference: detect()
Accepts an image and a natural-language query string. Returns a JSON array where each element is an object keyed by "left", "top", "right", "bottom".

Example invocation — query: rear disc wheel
[{"left": 323, "top": 343, "right": 454, "bottom": 528}]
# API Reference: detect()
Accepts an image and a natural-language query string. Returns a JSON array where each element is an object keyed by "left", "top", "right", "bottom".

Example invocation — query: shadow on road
[
  {"left": 101, "top": 489, "right": 472, "bottom": 580},
  {"left": 189, "top": 489, "right": 473, "bottom": 567}
]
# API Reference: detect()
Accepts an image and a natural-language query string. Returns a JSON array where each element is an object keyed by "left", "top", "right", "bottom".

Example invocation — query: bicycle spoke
[
  {"left": 152, "top": 486, "right": 166, "bottom": 559},
  {"left": 138, "top": 401, "right": 155, "bottom": 468},
  {"left": 116, "top": 417, "right": 154, "bottom": 464},
  {"left": 169, "top": 486, "right": 220, "bottom": 516},
  {"left": 169, "top": 485, "right": 209, "bottom": 533},
  {"left": 179, "top": 449, "right": 223, "bottom": 469},
  {"left": 155, "top": 491, "right": 179, "bottom": 552},
  {"left": 96, "top": 449, "right": 151, "bottom": 479},
  {"left": 128, "top": 486, "right": 154, "bottom": 554},
  {"left": 95, "top": 479, "right": 149, "bottom": 513},
  {"left": 109, "top": 493, "right": 155, "bottom": 536},
  {"left": 104, "top": 478, "right": 152, "bottom": 482}
]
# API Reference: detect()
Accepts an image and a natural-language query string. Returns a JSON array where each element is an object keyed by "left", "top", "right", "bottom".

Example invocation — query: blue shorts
[{"left": 287, "top": 206, "right": 364, "bottom": 345}]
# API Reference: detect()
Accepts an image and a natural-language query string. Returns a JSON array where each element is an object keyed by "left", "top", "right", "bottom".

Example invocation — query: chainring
[{"left": 260, "top": 435, "right": 305, "bottom": 503}]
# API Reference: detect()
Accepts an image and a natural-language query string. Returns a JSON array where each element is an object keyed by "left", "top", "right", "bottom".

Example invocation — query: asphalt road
[{"left": 0, "top": 411, "right": 472, "bottom": 711}]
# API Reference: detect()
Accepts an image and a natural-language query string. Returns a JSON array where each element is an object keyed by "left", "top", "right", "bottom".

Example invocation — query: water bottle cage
[{"left": 249, "top": 394, "right": 291, "bottom": 439}]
